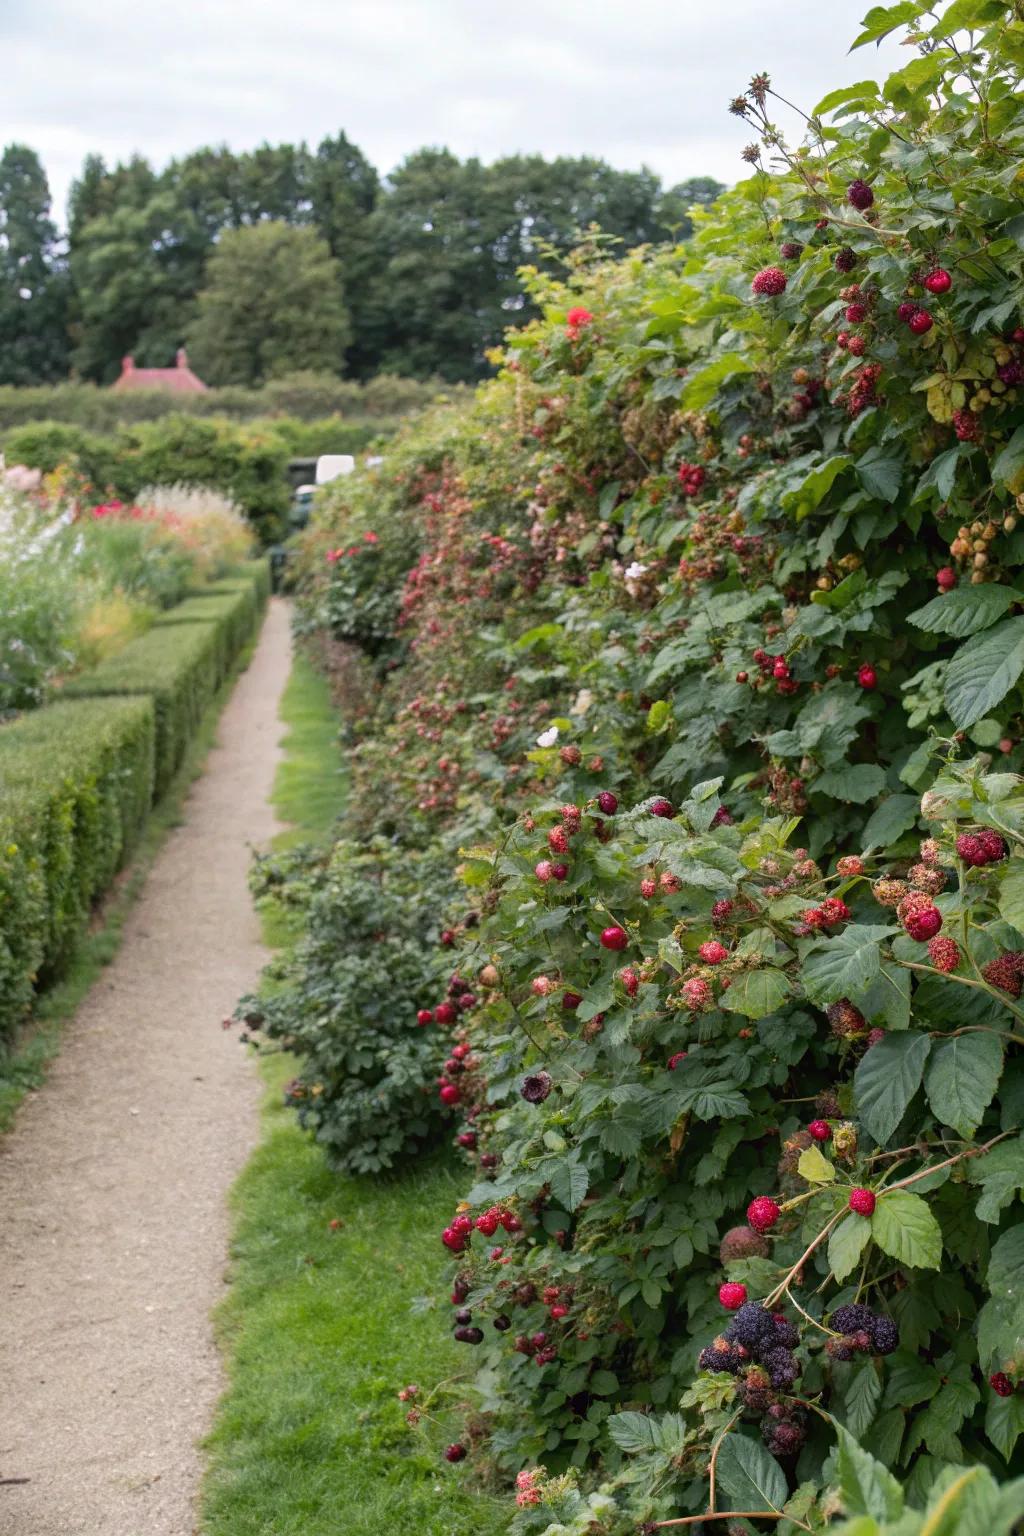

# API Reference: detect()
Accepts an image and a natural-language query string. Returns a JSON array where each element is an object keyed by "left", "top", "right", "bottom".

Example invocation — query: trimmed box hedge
[{"left": 0, "top": 696, "right": 155, "bottom": 1040}]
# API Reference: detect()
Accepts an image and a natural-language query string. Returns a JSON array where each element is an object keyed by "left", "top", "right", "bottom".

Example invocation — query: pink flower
[
  {"left": 566, "top": 306, "right": 593, "bottom": 333},
  {"left": 325, "top": 549, "right": 342, "bottom": 563},
  {"left": 363, "top": 530, "right": 379, "bottom": 543}
]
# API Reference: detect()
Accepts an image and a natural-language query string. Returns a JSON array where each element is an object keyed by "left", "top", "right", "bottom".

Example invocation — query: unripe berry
[
  {"left": 551, "top": 863, "right": 569, "bottom": 881},
  {"left": 534, "top": 860, "right": 553, "bottom": 883},
  {"left": 698, "top": 941, "right": 729, "bottom": 964},
  {"left": 600, "top": 925, "right": 628, "bottom": 951},
  {"left": 808, "top": 1119, "right": 831, "bottom": 1142},
  {"left": 559, "top": 744, "right": 582, "bottom": 766},
  {"left": 619, "top": 967, "right": 640, "bottom": 997},
  {"left": 752, "top": 266, "right": 787, "bottom": 297},
  {"left": 849, "top": 1187, "right": 876, "bottom": 1216},
  {"left": 747, "top": 1196, "right": 781, "bottom": 1233},
  {"left": 640, "top": 878, "right": 657, "bottom": 900},
  {"left": 719, "top": 1282, "right": 748, "bottom": 1310},
  {"left": 434, "top": 1002, "right": 457, "bottom": 1025},
  {"left": 547, "top": 826, "right": 569, "bottom": 855},
  {"left": 903, "top": 903, "right": 942, "bottom": 942},
  {"left": 667, "top": 1050, "right": 687, "bottom": 1071},
  {"left": 439, "top": 1083, "right": 461, "bottom": 1105},
  {"left": 990, "top": 1372, "right": 1014, "bottom": 1397},
  {"left": 562, "top": 990, "right": 582, "bottom": 1011},
  {"left": 928, "top": 936, "right": 961, "bottom": 972},
  {"left": 936, "top": 566, "right": 957, "bottom": 591},
  {"left": 836, "top": 855, "right": 864, "bottom": 877}
]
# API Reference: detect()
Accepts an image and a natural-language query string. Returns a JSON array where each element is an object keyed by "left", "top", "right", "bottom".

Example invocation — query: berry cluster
[
  {"left": 421, "top": 971, "right": 478, "bottom": 1030},
  {"left": 442, "top": 1203, "right": 522, "bottom": 1255},
  {"left": 699, "top": 1302, "right": 800, "bottom": 1389},
  {"left": 826, "top": 1303, "right": 899, "bottom": 1358},
  {"left": 676, "top": 461, "right": 707, "bottom": 497},
  {"left": 956, "top": 829, "right": 1007, "bottom": 867}
]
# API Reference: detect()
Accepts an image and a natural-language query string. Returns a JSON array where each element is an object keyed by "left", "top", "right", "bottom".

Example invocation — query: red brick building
[{"left": 112, "top": 348, "right": 208, "bottom": 393}]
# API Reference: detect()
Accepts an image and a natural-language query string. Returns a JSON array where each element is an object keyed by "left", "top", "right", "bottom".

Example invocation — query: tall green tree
[
  {"left": 0, "top": 144, "right": 68, "bottom": 383},
  {"left": 186, "top": 222, "right": 350, "bottom": 385}
]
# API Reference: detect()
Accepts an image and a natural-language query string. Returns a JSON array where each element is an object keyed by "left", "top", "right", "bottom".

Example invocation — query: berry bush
[{"left": 254, "top": 4, "right": 1024, "bottom": 1528}]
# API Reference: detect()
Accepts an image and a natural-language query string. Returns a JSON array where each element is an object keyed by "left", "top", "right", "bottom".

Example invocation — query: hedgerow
[{"left": 262, "top": 3, "right": 1024, "bottom": 1530}]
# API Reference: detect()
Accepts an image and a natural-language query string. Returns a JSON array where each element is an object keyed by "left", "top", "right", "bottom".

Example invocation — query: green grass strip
[{"left": 202, "top": 643, "right": 506, "bottom": 1536}]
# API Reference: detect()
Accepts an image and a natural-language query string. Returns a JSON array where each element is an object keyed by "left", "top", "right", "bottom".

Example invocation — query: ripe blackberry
[
  {"left": 770, "top": 1316, "right": 799, "bottom": 1351},
  {"left": 870, "top": 1315, "right": 899, "bottom": 1355},
  {"left": 698, "top": 1341, "right": 741, "bottom": 1374},
  {"left": 726, "top": 1302, "right": 775, "bottom": 1347},
  {"left": 521, "top": 1071, "right": 553, "bottom": 1103},
  {"left": 830, "top": 1303, "right": 872, "bottom": 1334},
  {"left": 764, "top": 1347, "right": 799, "bottom": 1389},
  {"left": 453, "top": 1325, "right": 484, "bottom": 1344},
  {"left": 779, "top": 241, "right": 803, "bottom": 260},
  {"left": 762, "top": 1415, "right": 806, "bottom": 1456},
  {"left": 847, "top": 179, "right": 874, "bottom": 210},
  {"left": 834, "top": 246, "right": 856, "bottom": 273},
  {"left": 444, "top": 1443, "right": 467, "bottom": 1462}
]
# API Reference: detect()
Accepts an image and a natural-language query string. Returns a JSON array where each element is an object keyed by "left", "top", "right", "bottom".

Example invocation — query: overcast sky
[{"left": 4, "top": 0, "right": 911, "bottom": 226}]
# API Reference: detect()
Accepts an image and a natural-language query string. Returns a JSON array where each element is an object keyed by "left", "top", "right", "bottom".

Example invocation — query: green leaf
[
  {"left": 850, "top": 2, "right": 921, "bottom": 50},
  {"left": 908, "top": 584, "right": 1022, "bottom": 639},
  {"left": 854, "top": 1031, "right": 932, "bottom": 1145},
  {"left": 548, "top": 1157, "right": 590, "bottom": 1213},
  {"left": 829, "top": 1213, "right": 872, "bottom": 1281},
  {"left": 834, "top": 1423, "right": 904, "bottom": 1522},
  {"left": 985, "top": 1390, "right": 1024, "bottom": 1462},
  {"left": 798, "top": 1145, "right": 836, "bottom": 1183},
  {"left": 801, "top": 924, "right": 895, "bottom": 1004},
  {"left": 855, "top": 446, "right": 904, "bottom": 502},
  {"left": 997, "top": 860, "right": 1024, "bottom": 931},
  {"left": 978, "top": 1224, "right": 1024, "bottom": 1370},
  {"left": 715, "top": 1431, "right": 788, "bottom": 1513},
  {"left": 968, "top": 1135, "right": 1024, "bottom": 1222},
  {"left": 814, "top": 763, "right": 888, "bottom": 803},
  {"left": 933, "top": 0, "right": 1010, "bottom": 34},
  {"left": 813, "top": 80, "right": 881, "bottom": 116},
  {"left": 992, "top": 425, "right": 1024, "bottom": 496},
  {"left": 597, "top": 480, "right": 621, "bottom": 519},
  {"left": 882, "top": 1350, "right": 941, "bottom": 1409},
  {"left": 924, "top": 1032, "right": 1003, "bottom": 1138},
  {"left": 607, "top": 1410, "right": 685, "bottom": 1454},
  {"left": 871, "top": 1190, "right": 942, "bottom": 1269},
  {"left": 841, "top": 1359, "right": 883, "bottom": 1441},
  {"left": 861, "top": 794, "right": 920, "bottom": 849},
  {"left": 681, "top": 353, "right": 754, "bottom": 409},
  {"left": 914, "top": 445, "right": 961, "bottom": 502},
  {"left": 944, "top": 616, "right": 1024, "bottom": 730},
  {"left": 719, "top": 967, "right": 791, "bottom": 1019},
  {"left": 781, "top": 455, "right": 853, "bottom": 519},
  {"left": 675, "top": 1081, "right": 750, "bottom": 1120}
]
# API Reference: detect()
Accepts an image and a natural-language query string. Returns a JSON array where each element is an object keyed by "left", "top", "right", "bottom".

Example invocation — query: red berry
[
  {"left": 444, "top": 1443, "right": 467, "bottom": 1463},
  {"left": 551, "top": 863, "right": 569, "bottom": 881},
  {"left": 435, "top": 1002, "right": 457, "bottom": 1025},
  {"left": 928, "top": 936, "right": 960, "bottom": 972},
  {"left": 649, "top": 797, "right": 674, "bottom": 818},
  {"left": 909, "top": 309, "right": 934, "bottom": 335},
  {"left": 549, "top": 1303, "right": 569, "bottom": 1319},
  {"left": 736, "top": 671, "right": 749, "bottom": 683},
  {"left": 547, "top": 826, "right": 569, "bottom": 855},
  {"left": 845, "top": 303, "right": 867, "bottom": 324},
  {"left": 808, "top": 1120, "right": 831, "bottom": 1142},
  {"left": 897, "top": 301, "right": 916, "bottom": 322},
  {"left": 440, "top": 929, "right": 456, "bottom": 947},
  {"left": 936, "top": 566, "right": 957, "bottom": 591},
  {"left": 559, "top": 744, "right": 582, "bottom": 766},
  {"left": 534, "top": 859, "right": 554, "bottom": 882},
  {"left": 924, "top": 268, "right": 952, "bottom": 294},
  {"left": 990, "top": 1372, "right": 1015, "bottom": 1397},
  {"left": 456, "top": 1131, "right": 477, "bottom": 1149},
  {"left": 600, "top": 925, "right": 628, "bottom": 951},
  {"left": 747, "top": 1196, "right": 781, "bottom": 1233},
  {"left": 667, "top": 1051, "right": 687, "bottom": 1070},
  {"left": 619, "top": 967, "right": 640, "bottom": 997},
  {"left": 867, "top": 1027, "right": 886, "bottom": 1047},
  {"left": 857, "top": 664, "right": 877, "bottom": 690},
  {"left": 904, "top": 904, "right": 942, "bottom": 942},
  {"left": 416, "top": 1008, "right": 434, "bottom": 1026},
  {"left": 562, "top": 990, "right": 583, "bottom": 1011},
  {"left": 718, "top": 1282, "right": 748, "bottom": 1311},
  {"left": 849, "top": 1187, "right": 875, "bottom": 1216},
  {"left": 698, "top": 941, "right": 729, "bottom": 964},
  {"left": 597, "top": 790, "right": 618, "bottom": 815},
  {"left": 752, "top": 266, "right": 787, "bottom": 297},
  {"left": 439, "top": 1083, "right": 461, "bottom": 1105},
  {"left": 847, "top": 335, "right": 866, "bottom": 357},
  {"left": 847, "top": 178, "right": 874, "bottom": 210},
  {"left": 640, "top": 878, "right": 656, "bottom": 900}
]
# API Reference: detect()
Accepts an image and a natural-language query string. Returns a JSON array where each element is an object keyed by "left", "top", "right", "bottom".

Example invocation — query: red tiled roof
[{"left": 112, "top": 349, "right": 208, "bottom": 393}]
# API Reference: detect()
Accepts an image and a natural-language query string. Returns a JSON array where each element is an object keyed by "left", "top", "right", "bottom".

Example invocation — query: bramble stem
[
  {"left": 766, "top": 1210, "right": 843, "bottom": 1308},
  {"left": 653, "top": 1512, "right": 810, "bottom": 1531}
]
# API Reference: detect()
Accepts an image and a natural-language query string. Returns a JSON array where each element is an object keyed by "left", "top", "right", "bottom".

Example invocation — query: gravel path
[{"left": 0, "top": 598, "right": 292, "bottom": 1536}]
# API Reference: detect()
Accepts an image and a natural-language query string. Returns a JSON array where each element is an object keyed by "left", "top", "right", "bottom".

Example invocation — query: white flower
[
  {"left": 571, "top": 689, "right": 594, "bottom": 716},
  {"left": 536, "top": 726, "right": 559, "bottom": 748},
  {"left": 624, "top": 561, "right": 648, "bottom": 581}
]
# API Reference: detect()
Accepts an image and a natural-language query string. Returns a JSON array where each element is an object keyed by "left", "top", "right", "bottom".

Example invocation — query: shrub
[
  {"left": 0, "top": 696, "right": 155, "bottom": 1039},
  {"left": 236, "top": 838, "right": 458, "bottom": 1175},
  {"left": 134, "top": 484, "right": 255, "bottom": 579},
  {"left": 0, "top": 494, "right": 87, "bottom": 713},
  {"left": 266, "top": 1, "right": 1024, "bottom": 1526},
  {"left": 61, "top": 621, "right": 223, "bottom": 795}
]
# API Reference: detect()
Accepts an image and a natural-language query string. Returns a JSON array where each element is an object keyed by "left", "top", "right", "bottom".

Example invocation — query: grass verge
[
  {"left": 202, "top": 644, "right": 507, "bottom": 1536},
  {"left": 0, "top": 628, "right": 263, "bottom": 1134}
]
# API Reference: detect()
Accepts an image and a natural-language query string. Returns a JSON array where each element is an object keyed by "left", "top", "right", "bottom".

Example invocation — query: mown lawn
[{"left": 202, "top": 639, "right": 507, "bottom": 1536}]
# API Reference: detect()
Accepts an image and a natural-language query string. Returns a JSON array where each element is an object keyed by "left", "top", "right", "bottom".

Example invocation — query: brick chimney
[
  {"left": 121, "top": 355, "right": 134, "bottom": 376},
  {"left": 176, "top": 347, "right": 188, "bottom": 369}
]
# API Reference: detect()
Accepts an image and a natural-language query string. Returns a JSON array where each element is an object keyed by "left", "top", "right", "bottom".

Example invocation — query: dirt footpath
[{"left": 0, "top": 598, "right": 292, "bottom": 1536}]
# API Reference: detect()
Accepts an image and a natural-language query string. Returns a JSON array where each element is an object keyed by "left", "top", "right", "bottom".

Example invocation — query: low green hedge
[
  {"left": 62, "top": 622, "right": 222, "bottom": 797},
  {"left": 154, "top": 589, "right": 256, "bottom": 683},
  {"left": 0, "top": 696, "right": 155, "bottom": 1039}
]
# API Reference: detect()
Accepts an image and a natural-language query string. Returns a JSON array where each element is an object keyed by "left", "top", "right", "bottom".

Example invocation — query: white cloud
[{"left": 2, "top": 0, "right": 911, "bottom": 226}]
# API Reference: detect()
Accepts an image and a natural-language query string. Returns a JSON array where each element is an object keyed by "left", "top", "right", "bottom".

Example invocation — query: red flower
[
  {"left": 363, "top": 530, "right": 379, "bottom": 543},
  {"left": 565, "top": 307, "right": 594, "bottom": 334}
]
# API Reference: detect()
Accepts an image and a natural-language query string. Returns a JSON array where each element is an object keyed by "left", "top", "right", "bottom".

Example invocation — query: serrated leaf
[
  {"left": 798, "top": 1145, "right": 837, "bottom": 1183},
  {"left": 871, "top": 1190, "right": 942, "bottom": 1270},
  {"left": 854, "top": 1031, "right": 932, "bottom": 1144},
  {"left": 992, "top": 425, "right": 1024, "bottom": 496},
  {"left": 715, "top": 1431, "right": 788, "bottom": 1513},
  {"left": 841, "top": 1359, "right": 883, "bottom": 1441},
  {"left": 861, "top": 793, "right": 920, "bottom": 849},
  {"left": 856, "top": 447, "right": 904, "bottom": 502},
  {"left": 607, "top": 1410, "right": 674, "bottom": 1454},
  {"left": 681, "top": 353, "right": 753, "bottom": 409},
  {"left": 944, "top": 616, "right": 1024, "bottom": 729},
  {"left": 675, "top": 1081, "right": 749, "bottom": 1120},
  {"left": 968, "top": 1135, "right": 1024, "bottom": 1222},
  {"left": 850, "top": 1, "right": 920, "bottom": 49},
  {"left": 802, "top": 923, "right": 894, "bottom": 1004},
  {"left": 908, "top": 585, "right": 1022, "bottom": 639},
  {"left": 882, "top": 1351, "right": 941, "bottom": 1409},
  {"left": 997, "top": 861, "right": 1024, "bottom": 931},
  {"left": 924, "top": 1032, "right": 1003, "bottom": 1138},
  {"left": 814, "top": 763, "right": 888, "bottom": 803},
  {"left": 829, "top": 1212, "right": 872, "bottom": 1281},
  {"left": 782, "top": 454, "right": 853, "bottom": 519},
  {"left": 813, "top": 80, "right": 881, "bottom": 115},
  {"left": 834, "top": 1423, "right": 904, "bottom": 1522},
  {"left": 719, "top": 967, "right": 790, "bottom": 1019},
  {"left": 985, "top": 1390, "right": 1024, "bottom": 1462},
  {"left": 548, "top": 1157, "right": 589, "bottom": 1213}
]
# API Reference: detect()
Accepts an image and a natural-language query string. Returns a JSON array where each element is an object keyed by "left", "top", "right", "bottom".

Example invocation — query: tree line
[{"left": 0, "top": 138, "right": 722, "bottom": 387}]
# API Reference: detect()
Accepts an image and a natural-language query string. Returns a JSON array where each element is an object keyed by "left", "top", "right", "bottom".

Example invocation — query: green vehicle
[{"left": 270, "top": 456, "right": 356, "bottom": 590}]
